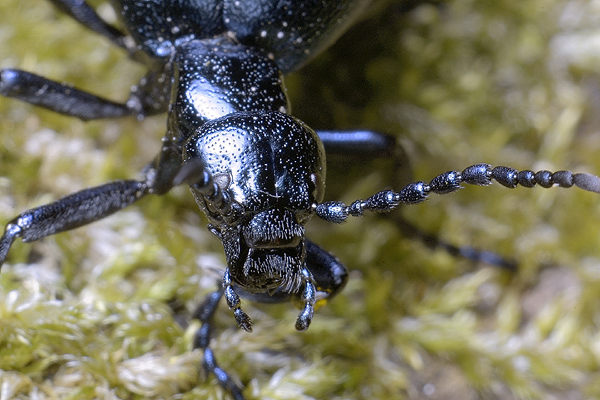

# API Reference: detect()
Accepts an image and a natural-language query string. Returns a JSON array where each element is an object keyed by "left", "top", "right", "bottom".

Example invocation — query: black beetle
[{"left": 1, "top": 0, "right": 600, "bottom": 400}]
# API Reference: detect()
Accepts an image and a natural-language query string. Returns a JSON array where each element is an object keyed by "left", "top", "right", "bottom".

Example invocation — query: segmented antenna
[{"left": 315, "top": 163, "right": 600, "bottom": 223}]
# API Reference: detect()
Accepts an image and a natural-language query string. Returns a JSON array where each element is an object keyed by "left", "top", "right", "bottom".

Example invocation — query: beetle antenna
[{"left": 315, "top": 163, "right": 600, "bottom": 223}]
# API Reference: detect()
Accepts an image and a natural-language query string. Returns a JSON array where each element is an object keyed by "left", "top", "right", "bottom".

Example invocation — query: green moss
[{"left": 2, "top": 0, "right": 600, "bottom": 399}]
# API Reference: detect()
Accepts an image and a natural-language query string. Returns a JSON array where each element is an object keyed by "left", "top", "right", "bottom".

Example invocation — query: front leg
[
  {"left": 0, "top": 180, "right": 148, "bottom": 267},
  {"left": 0, "top": 69, "right": 134, "bottom": 120},
  {"left": 0, "top": 145, "right": 187, "bottom": 267},
  {"left": 0, "top": 67, "right": 170, "bottom": 121}
]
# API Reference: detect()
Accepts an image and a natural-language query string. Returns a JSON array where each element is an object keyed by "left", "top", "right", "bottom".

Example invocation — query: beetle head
[{"left": 182, "top": 111, "right": 326, "bottom": 296}]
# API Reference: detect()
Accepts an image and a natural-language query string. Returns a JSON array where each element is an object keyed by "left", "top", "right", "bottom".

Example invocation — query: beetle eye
[
  {"left": 213, "top": 173, "right": 231, "bottom": 190},
  {"left": 310, "top": 172, "right": 324, "bottom": 202}
]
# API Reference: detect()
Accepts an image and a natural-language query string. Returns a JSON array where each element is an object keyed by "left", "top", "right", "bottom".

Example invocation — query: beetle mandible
[{"left": 5, "top": 0, "right": 595, "bottom": 398}]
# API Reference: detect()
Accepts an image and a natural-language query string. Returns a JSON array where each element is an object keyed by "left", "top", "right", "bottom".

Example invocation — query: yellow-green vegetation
[{"left": 2, "top": 0, "right": 600, "bottom": 399}]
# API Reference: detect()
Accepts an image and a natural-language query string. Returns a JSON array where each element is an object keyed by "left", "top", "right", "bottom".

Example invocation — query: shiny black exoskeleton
[{"left": 1, "top": 1, "right": 600, "bottom": 399}]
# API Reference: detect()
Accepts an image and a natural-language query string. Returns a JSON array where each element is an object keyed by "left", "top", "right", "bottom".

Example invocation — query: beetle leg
[
  {"left": 222, "top": 269, "right": 253, "bottom": 332},
  {"left": 392, "top": 215, "right": 516, "bottom": 270},
  {"left": 0, "top": 69, "right": 134, "bottom": 120},
  {"left": 0, "top": 66, "right": 172, "bottom": 120},
  {"left": 192, "top": 289, "right": 246, "bottom": 400},
  {"left": 305, "top": 240, "right": 348, "bottom": 305},
  {"left": 47, "top": 0, "right": 129, "bottom": 51},
  {"left": 317, "top": 129, "right": 396, "bottom": 158},
  {"left": 0, "top": 154, "right": 197, "bottom": 268},
  {"left": 0, "top": 180, "right": 149, "bottom": 268}
]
